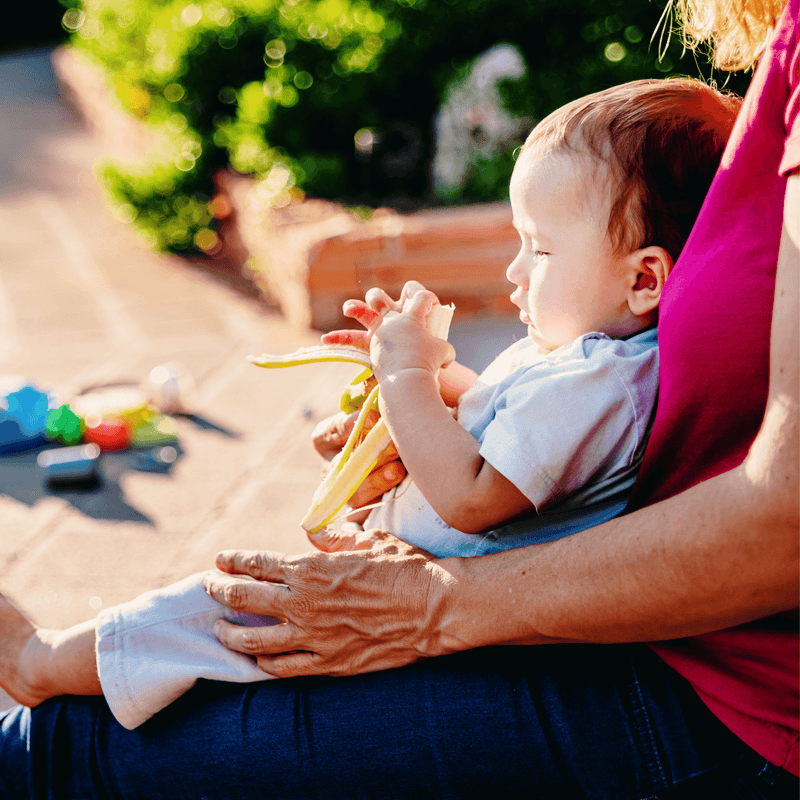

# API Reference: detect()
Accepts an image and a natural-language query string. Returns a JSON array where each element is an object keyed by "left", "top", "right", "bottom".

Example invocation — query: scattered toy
[
  {"left": 131, "top": 415, "right": 179, "bottom": 448},
  {"left": 45, "top": 405, "right": 83, "bottom": 446},
  {"left": 38, "top": 443, "right": 101, "bottom": 487},
  {"left": 0, "top": 384, "right": 54, "bottom": 455},
  {"left": 2, "top": 366, "right": 188, "bottom": 468},
  {"left": 145, "top": 362, "right": 196, "bottom": 415},
  {"left": 83, "top": 417, "right": 131, "bottom": 451},
  {"left": 136, "top": 445, "right": 178, "bottom": 471},
  {"left": 71, "top": 384, "right": 151, "bottom": 428}
]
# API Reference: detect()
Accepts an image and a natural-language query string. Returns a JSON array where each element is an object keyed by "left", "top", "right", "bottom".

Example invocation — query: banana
[{"left": 248, "top": 302, "right": 454, "bottom": 532}]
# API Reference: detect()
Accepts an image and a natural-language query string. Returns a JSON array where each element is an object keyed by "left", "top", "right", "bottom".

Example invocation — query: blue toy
[
  {"left": 0, "top": 385, "right": 52, "bottom": 455},
  {"left": 38, "top": 443, "right": 101, "bottom": 486}
]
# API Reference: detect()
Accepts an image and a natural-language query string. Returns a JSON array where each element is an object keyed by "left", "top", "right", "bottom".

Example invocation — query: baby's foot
[{"left": 0, "top": 592, "right": 55, "bottom": 707}]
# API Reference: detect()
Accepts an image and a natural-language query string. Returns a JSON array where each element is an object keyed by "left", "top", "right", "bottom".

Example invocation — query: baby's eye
[{"left": 532, "top": 250, "right": 548, "bottom": 260}]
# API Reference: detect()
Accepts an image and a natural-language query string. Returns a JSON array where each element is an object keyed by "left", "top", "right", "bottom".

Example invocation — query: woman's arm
[{"left": 205, "top": 174, "right": 797, "bottom": 676}]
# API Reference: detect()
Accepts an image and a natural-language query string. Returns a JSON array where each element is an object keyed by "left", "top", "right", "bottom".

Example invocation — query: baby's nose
[{"left": 506, "top": 255, "right": 527, "bottom": 287}]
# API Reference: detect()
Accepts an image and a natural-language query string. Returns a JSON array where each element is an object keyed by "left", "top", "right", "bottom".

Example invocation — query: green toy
[{"left": 45, "top": 405, "right": 83, "bottom": 446}]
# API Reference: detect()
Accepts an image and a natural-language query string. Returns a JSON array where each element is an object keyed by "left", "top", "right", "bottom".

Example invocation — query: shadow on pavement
[
  {"left": 0, "top": 444, "right": 187, "bottom": 524},
  {"left": 179, "top": 413, "right": 241, "bottom": 440}
]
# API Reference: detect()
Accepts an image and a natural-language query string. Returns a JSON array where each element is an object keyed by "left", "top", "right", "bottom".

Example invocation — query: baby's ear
[{"left": 627, "top": 246, "right": 673, "bottom": 318}]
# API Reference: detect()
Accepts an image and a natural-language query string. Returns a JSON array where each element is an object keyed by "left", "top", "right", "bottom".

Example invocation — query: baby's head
[{"left": 507, "top": 78, "right": 741, "bottom": 352}]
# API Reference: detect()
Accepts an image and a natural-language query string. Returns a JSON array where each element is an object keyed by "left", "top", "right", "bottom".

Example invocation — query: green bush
[{"left": 63, "top": 0, "right": 751, "bottom": 253}]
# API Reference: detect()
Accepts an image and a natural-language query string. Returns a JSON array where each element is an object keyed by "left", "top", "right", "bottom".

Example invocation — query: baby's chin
[{"left": 525, "top": 323, "right": 558, "bottom": 353}]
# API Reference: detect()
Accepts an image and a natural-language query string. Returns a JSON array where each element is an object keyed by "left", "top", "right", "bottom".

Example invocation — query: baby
[{"left": 0, "top": 77, "right": 741, "bottom": 729}]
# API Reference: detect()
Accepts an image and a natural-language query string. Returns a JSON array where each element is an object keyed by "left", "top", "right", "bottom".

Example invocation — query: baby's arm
[
  {"left": 0, "top": 591, "right": 100, "bottom": 707},
  {"left": 370, "top": 292, "right": 534, "bottom": 534}
]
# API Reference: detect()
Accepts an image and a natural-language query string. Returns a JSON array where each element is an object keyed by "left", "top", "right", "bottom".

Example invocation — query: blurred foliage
[{"left": 62, "top": 0, "right": 752, "bottom": 253}]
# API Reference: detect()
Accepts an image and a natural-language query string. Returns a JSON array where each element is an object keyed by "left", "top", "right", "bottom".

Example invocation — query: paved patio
[
  {"left": 0, "top": 48, "right": 363, "bottom": 712},
  {"left": 0, "top": 48, "right": 522, "bottom": 714}
]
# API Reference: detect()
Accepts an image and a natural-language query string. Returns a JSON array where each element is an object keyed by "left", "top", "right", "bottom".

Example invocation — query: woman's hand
[{"left": 203, "top": 533, "right": 452, "bottom": 678}]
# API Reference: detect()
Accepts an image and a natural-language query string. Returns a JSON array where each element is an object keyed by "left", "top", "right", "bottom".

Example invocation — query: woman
[{"left": 1, "top": 0, "right": 797, "bottom": 796}]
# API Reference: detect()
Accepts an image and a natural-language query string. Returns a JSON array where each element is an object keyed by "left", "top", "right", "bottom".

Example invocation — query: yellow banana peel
[{"left": 248, "top": 302, "right": 454, "bottom": 532}]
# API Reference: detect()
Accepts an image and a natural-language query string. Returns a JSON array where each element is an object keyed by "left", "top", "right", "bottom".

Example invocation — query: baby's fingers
[
  {"left": 364, "top": 287, "right": 400, "bottom": 316},
  {"left": 402, "top": 289, "right": 439, "bottom": 324},
  {"left": 342, "top": 300, "right": 382, "bottom": 332},
  {"left": 400, "top": 281, "right": 433, "bottom": 304},
  {"left": 320, "top": 328, "right": 370, "bottom": 350}
]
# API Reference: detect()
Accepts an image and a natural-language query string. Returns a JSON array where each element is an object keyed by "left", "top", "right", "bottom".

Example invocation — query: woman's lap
[{"left": 0, "top": 643, "right": 794, "bottom": 799}]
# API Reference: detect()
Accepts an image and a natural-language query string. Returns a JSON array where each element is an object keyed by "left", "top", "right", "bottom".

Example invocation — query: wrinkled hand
[
  {"left": 203, "top": 533, "right": 450, "bottom": 678},
  {"left": 310, "top": 409, "right": 406, "bottom": 519}
]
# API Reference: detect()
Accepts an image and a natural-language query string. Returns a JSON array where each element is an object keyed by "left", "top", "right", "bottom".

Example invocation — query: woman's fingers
[
  {"left": 213, "top": 617, "right": 301, "bottom": 656},
  {"left": 255, "top": 651, "right": 333, "bottom": 678},
  {"left": 255, "top": 649, "right": 383, "bottom": 679},
  {"left": 347, "top": 457, "right": 405, "bottom": 508},
  {"left": 211, "top": 550, "right": 288, "bottom": 584},
  {"left": 312, "top": 408, "right": 383, "bottom": 464},
  {"left": 307, "top": 524, "right": 385, "bottom": 553},
  {"left": 311, "top": 411, "right": 356, "bottom": 460}
]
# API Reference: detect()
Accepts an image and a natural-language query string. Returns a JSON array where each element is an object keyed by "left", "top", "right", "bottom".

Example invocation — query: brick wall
[
  {"left": 306, "top": 203, "right": 519, "bottom": 331},
  {"left": 228, "top": 175, "right": 521, "bottom": 331}
]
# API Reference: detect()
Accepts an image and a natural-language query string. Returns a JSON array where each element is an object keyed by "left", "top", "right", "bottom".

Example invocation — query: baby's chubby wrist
[
  {"left": 378, "top": 367, "right": 440, "bottom": 396},
  {"left": 377, "top": 369, "right": 442, "bottom": 424}
]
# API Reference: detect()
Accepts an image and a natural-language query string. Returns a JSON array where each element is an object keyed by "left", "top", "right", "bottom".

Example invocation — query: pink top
[{"left": 629, "top": 0, "right": 800, "bottom": 776}]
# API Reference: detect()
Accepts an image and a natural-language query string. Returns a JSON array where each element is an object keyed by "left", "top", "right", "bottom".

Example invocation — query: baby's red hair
[{"left": 522, "top": 78, "right": 742, "bottom": 260}]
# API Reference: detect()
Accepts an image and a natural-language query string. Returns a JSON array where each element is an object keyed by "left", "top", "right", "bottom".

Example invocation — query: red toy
[{"left": 82, "top": 417, "right": 131, "bottom": 451}]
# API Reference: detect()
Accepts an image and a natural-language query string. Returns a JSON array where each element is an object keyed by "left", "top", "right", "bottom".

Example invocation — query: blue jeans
[{"left": 0, "top": 644, "right": 796, "bottom": 799}]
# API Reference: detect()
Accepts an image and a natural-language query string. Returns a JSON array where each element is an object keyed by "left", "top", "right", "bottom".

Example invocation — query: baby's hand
[
  {"left": 333, "top": 282, "right": 441, "bottom": 336},
  {"left": 322, "top": 282, "right": 444, "bottom": 353},
  {"left": 370, "top": 291, "right": 454, "bottom": 383}
]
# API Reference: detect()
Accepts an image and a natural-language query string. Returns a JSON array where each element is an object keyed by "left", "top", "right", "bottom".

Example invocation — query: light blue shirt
[{"left": 366, "top": 328, "right": 659, "bottom": 556}]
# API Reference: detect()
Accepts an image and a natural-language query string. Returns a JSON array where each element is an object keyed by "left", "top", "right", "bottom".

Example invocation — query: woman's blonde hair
[{"left": 671, "top": 0, "right": 788, "bottom": 70}]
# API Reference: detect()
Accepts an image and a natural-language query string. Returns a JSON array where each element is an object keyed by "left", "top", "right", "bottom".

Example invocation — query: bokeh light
[
  {"left": 604, "top": 42, "right": 626, "bottom": 62},
  {"left": 62, "top": 9, "right": 85, "bottom": 32},
  {"left": 194, "top": 228, "right": 218, "bottom": 250}
]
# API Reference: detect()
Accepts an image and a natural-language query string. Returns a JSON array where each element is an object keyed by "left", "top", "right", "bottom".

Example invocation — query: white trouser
[{"left": 95, "top": 572, "right": 278, "bottom": 729}]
